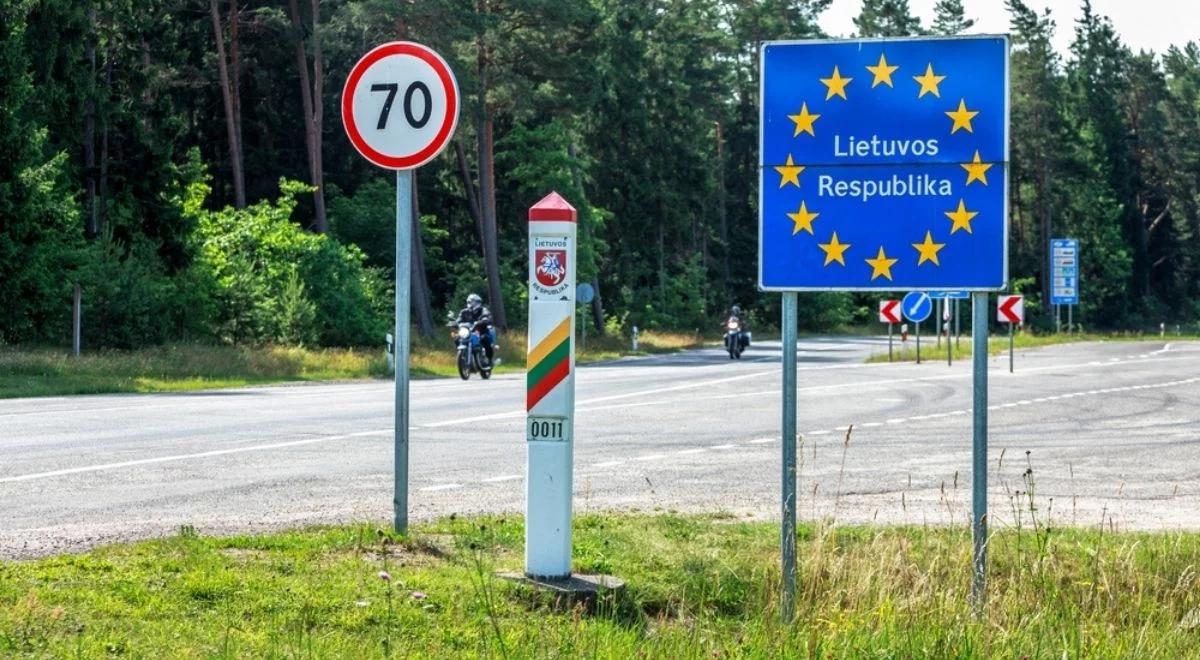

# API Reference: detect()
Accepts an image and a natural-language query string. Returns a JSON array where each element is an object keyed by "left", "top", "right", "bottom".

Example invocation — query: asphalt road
[{"left": 3, "top": 336, "right": 1199, "bottom": 558}]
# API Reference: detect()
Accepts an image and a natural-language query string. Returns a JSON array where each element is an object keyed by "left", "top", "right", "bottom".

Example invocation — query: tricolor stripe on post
[{"left": 527, "top": 317, "right": 572, "bottom": 410}]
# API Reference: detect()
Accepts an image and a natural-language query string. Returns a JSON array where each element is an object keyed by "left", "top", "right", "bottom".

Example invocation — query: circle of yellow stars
[{"left": 774, "top": 53, "right": 995, "bottom": 282}]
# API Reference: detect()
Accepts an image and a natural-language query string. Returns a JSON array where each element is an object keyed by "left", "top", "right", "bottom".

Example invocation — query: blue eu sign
[{"left": 758, "top": 36, "right": 1009, "bottom": 292}]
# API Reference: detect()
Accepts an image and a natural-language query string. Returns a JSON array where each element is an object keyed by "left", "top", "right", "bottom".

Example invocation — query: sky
[{"left": 818, "top": 0, "right": 1198, "bottom": 56}]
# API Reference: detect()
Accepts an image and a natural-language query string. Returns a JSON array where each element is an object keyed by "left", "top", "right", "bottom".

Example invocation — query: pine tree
[
  {"left": 931, "top": 0, "right": 974, "bottom": 35},
  {"left": 853, "top": 0, "right": 923, "bottom": 37}
]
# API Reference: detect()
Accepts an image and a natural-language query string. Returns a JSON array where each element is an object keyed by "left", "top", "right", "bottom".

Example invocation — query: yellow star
[
  {"left": 944, "top": 199, "right": 979, "bottom": 234},
  {"left": 961, "top": 150, "right": 993, "bottom": 186},
  {"left": 865, "top": 246, "right": 899, "bottom": 281},
  {"left": 786, "top": 201, "right": 819, "bottom": 235},
  {"left": 866, "top": 53, "right": 899, "bottom": 88},
  {"left": 945, "top": 98, "right": 979, "bottom": 134},
  {"left": 787, "top": 102, "right": 820, "bottom": 137},
  {"left": 774, "top": 154, "right": 804, "bottom": 188},
  {"left": 818, "top": 232, "right": 851, "bottom": 266},
  {"left": 820, "top": 66, "right": 852, "bottom": 101},
  {"left": 912, "top": 231, "right": 946, "bottom": 266},
  {"left": 913, "top": 63, "right": 946, "bottom": 98}
]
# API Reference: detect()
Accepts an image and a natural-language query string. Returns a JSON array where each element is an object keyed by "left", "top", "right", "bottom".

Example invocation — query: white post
[{"left": 525, "top": 192, "right": 578, "bottom": 579}]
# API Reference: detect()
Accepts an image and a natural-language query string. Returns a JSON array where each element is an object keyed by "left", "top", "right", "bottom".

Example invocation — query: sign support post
[
  {"left": 916, "top": 321, "right": 921, "bottom": 364},
  {"left": 971, "top": 292, "right": 989, "bottom": 606},
  {"left": 525, "top": 192, "right": 578, "bottom": 579},
  {"left": 394, "top": 170, "right": 413, "bottom": 533},
  {"left": 888, "top": 323, "right": 893, "bottom": 362},
  {"left": 780, "top": 292, "right": 798, "bottom": 621},
  {"left": 955, "top": 299, "right": 961, "bottom": 348},
  {"left": 1009, "top": 322, "right": 1014, "bottom": 373}
]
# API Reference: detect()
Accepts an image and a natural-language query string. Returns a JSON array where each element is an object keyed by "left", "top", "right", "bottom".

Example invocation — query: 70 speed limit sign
[{"left": 341, "top": 41, "right": 459, "bottom": 170}]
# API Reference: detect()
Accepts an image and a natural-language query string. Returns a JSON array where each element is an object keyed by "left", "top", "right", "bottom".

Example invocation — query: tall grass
[{"left": 2, "top": 511, "right": 1198, "bottom": 656}]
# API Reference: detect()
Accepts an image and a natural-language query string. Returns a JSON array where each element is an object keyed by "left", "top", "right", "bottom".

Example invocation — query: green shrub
[{"left": 189, "top": 179, "right": 389, "bottom": 346}]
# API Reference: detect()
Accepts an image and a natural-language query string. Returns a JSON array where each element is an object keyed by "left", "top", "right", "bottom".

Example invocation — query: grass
[
  {"left": 0, "top": 344, "right": 391, "bottom": 398},
  {"left": 0, "top": 329, "right": 711, "bottom": 398},
  {"left": 2, "top": 513, "right": 1199, "bottom": 657},
  {"left": 865, "top": 330, "right": 1190, "bottom": 363}
]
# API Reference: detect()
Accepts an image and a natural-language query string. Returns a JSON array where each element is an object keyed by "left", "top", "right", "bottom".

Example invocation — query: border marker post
[
  {"left": 971, "top": 292, "right": 989, "bottom": 606},
  {"left": 526, "top": 192, "right": 578, "bottom": 579}
]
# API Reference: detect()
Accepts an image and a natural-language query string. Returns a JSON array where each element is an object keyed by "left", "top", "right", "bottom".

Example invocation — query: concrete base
[{"left": 497, "top": 572, "right": 625, "bottom": 611}]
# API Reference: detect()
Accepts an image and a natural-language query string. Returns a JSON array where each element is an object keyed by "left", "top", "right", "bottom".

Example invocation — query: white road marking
[
  {"left": 748, "top": 438, "right": 776, "bottom": 444},
  {"left": 420, "top": 484, "right": 462, "bottom": 492},
  {"left": 859, "top": 422, "right": 883, "bottom": 428},
  {"left": 676, "top": 448, "right": 708, "bottom": 455},
  {"left": 885, "top": 418, "right": 907, "bottom": 424},
  {"left": 482, "top": 475, "right": 521, "bottom": 483},
  {"left": 592, "top": 460, "right": 625, "bottom": 468},
  {"left": 807, "top": 430, "right": 831, "bottom": 436},
  {"left": 0, "top": 429, "right": 392, "bottom": 484},
  {"left": 710, "top": 443, "right": 739, "bottom": 450},
  {"left": 634, "top": 454, "right": 668, "bottom": 462}
]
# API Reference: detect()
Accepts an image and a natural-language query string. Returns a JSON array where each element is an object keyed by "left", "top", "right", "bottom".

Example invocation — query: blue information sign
[
  {"left": 1050, "top": 238, "right": 1079, "bottom": 305},
  {"left": 758, "top": 36, "right": 1009, "bottom": 291},
  {"left": 927, "top": 290, "right": 969, "bottom": 300},
  {"left": 902, "top": 291, "right": 932, "bottom": 323}
]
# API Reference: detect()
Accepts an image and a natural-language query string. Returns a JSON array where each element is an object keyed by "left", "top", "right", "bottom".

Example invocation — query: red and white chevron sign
[
  {"left": 997, "top": 295, "right": 1024, "bottom": 324},
  {"left": 879, "top": 299, "right": 901, "bottom": 324}
]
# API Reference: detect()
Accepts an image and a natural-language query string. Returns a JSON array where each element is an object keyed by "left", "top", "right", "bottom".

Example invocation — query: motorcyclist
[
  {"left": 726, "top": 305, "right": 750, "bottom": 349},
  {"left": 456, "top": 293, "right": 496, "bottom": 364}
]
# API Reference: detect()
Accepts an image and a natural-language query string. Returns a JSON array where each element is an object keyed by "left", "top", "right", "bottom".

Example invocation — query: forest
[{"left": 1, "top": 0, "right": 1198, "bottom": 349}]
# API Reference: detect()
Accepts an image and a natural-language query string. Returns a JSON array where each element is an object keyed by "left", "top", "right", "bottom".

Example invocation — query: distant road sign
[
  {"left": 928, "top": 291, "right": 969, "bottom": 300},
  {"left": 577, "top": 282, "right": 595, "bottom": 304},
  {"left": 758, "top": 36, "right": 1009, "bottom": 291},
  {"left": 341, "top": 41, "right": 459, "bottom": 170},
  {"left": 1050, "top": 238, "right": 1079, "bottom": 304},
  {"left": 997, "top": 295, "right": 1024, "bottom": 324},
  {"left": 879, "top": 299, "right": 901, "bottom": 324},
  {"left": 902, "top": 291, "right": 932, "bottom": 323}
]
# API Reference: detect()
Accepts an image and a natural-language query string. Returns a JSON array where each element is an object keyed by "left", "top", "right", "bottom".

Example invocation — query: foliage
[
  {"left": 2, "top": 0, "right": 1200, "bottom": 349},
  {"left": 190, "top": 178, "right": 390, "bottom": 346}
]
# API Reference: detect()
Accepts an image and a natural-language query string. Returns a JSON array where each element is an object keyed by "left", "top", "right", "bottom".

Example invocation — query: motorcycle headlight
[
  {"left": 457, "top": 327, "right": 470, "bottom": 339},
  {"left": 727, "top": 321, "right": 739, "bottom": 330}
]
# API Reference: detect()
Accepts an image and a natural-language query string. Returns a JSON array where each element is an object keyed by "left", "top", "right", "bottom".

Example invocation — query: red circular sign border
[{"left": 341, "top": 42, "right": 459, "bottom": 170}]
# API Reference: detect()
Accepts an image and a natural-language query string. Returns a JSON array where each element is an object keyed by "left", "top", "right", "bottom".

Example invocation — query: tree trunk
[
  {"left": 210, "top": 0, "right": 246, "bottom": 208},
  {"left": 454, "top": 139, "right": 485, "bottom": 249},
  {"left": 567, "top": 143, "right": 605, "bottom": 335},
  {"left": 715, "top": 121, "right": 729, "bottom": 295},
  {"left": 478, "top": 115, "right": 507, "bottom": 328},
  {"left": 230, "top": 0, "right": 244, "bottom": 199},
  {"left": 84, "top": 7, "right": 97, "bottom": 239},
  {"left": 410, "top": 172, "right": 436, "bottom": 337},
  {"left": 288, "top": 0, "right": 327, "bottom": 232}
]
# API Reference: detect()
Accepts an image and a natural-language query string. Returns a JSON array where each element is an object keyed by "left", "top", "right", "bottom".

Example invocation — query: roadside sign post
[
  {"left": 971, "top": 292, "right": 989, "bottom": 605},
  {"left": 759, "top": 35, "right": 1008, "bottom": 615},
  {"left": 945, "top": 302, "right": 952, "bottom": 366},
  {"left": 526, "top": 192, "right": 578, "bottom": 579},
  {"left": 997, "top": 295, "right": 1024, "bottom": 374},
  {"left": 780, "top": 292, "right": 798, "bottom": 620},
  {"left": 879, "top": 300, "right": 901, "bottom": 362},
  {"left": 577, "top": 283, "right": 595, "bottom": 352},
  {"left": 341, "top": 41, "right": 460, "bottom": 534}
]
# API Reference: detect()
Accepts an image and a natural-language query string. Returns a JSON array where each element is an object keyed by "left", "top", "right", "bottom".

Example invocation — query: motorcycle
[
  {"left": 724, "top": 317, "right": 749, "bottom": 360},
  {"left": 453, "top": 322, "right": 495, "bottom": 380}
]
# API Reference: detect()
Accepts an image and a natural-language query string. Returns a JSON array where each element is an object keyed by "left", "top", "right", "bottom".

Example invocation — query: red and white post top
[{"left": 528, "top": 192, "right": 577, "bottom": 304}]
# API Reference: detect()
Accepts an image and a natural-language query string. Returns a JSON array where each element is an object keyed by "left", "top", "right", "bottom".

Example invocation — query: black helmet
[
  {"left": 731, "top": 305, "right": 742, "bottom": 316},
  {"left": 467, "top": 293, "right": 482, "bottom": 310}
]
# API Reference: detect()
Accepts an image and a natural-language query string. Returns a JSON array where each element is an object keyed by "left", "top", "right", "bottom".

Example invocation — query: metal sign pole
[
  {"left": 916, "top": 321, "right": 922, "bottom": 364},
  {"left": 1009, "top": 322, "right": 1014, "bottom": 373},
  {"left": 888, "top": 322, "right": 893, "bottom": 362},
  {"left": 954, "top": 299, "right": 961, "bottom": 348},
  {"left": 780, "top": 291, "right": 798, "bottom": 621},
  {"left": 1068, "top": 304, "right": 1073, "bottom": 334},
  {"left": 947, "top": 314, "right": 953, "bottom": 367},
  {"left": 394, "top": 169, "right": 413, "bottom": 534},
  {"left": 971, "top": 292, "right": 989, "bottom": 607}
]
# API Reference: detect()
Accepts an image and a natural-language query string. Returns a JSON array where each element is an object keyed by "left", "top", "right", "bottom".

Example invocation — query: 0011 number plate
[{"left": 527, "top": 416, "right": 569, "bottom": 442}]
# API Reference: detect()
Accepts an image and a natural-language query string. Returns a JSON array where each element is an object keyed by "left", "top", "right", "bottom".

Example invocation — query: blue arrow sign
[
  {"left": 758, "top": 36, "right": 1009, "bottom": 292},
  {"left": 902, "top": 291, "right": 933, "bottom": 322}
]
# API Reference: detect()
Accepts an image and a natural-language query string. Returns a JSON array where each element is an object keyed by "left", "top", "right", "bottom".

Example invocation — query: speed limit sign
[
  {"left": 341, "top": 41, "right": 459, "bottom": 170},
  {"left": 342, "top": 42, "right": 461, "bottom": 535}
]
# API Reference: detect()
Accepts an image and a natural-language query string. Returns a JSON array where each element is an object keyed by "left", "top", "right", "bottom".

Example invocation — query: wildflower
[
  {"left": 411, "top": 591, "right": 427, "bottom": 600},
  {"left": 378, "top": 570, "right": 391, "bottom": 582}
]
